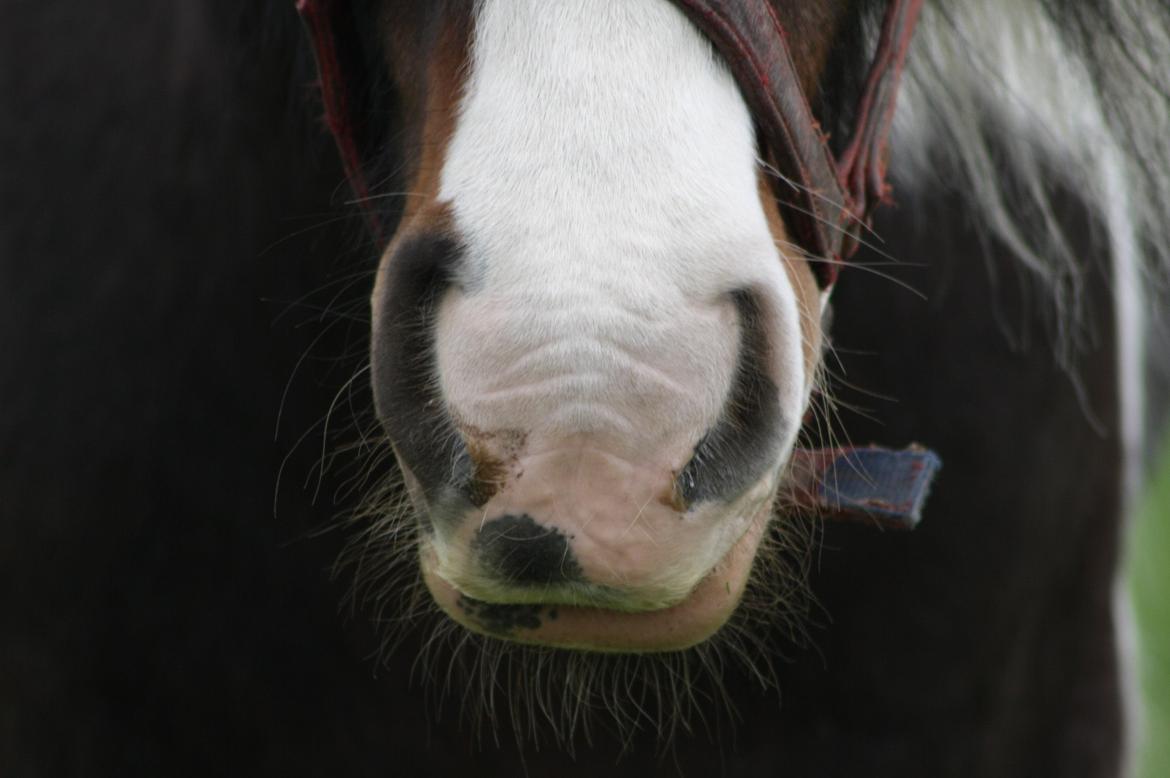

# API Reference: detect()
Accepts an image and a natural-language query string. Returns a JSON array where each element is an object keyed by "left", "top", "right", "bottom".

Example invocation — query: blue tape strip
[{"left": 816, "top": 447, "right": 942, "bottom": 529}]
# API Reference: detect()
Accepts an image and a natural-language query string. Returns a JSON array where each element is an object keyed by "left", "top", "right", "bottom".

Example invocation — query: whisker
[{"left": 774, "top": 238, "right": 929, "bottom": 300}]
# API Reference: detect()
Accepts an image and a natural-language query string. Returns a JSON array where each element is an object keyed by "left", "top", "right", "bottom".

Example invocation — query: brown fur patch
[
  {"left": 459, "top": 423, "right": 528, "bottom": 508},
  {"left": 756, "top": 169, "right": 824, "bottom": 384},
  {"left": 370, "top": 8, "right": 472, "bottom": 309},
  {"left": 375, "top": 5, "right": 473, "bottom": 230}
]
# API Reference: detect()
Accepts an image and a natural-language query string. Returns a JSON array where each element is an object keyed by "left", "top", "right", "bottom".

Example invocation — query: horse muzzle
[{"left": 413, "top": 438, "right": 778, "bottom": 651}]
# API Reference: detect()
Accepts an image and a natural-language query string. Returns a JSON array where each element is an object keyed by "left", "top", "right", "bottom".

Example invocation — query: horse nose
[
  {"left": 379, "top": 282, "right": 791, "bottom": 608},
  {"left": 371, "top": 235, "right": 803, "bottom": 642},
  {"left": 428, "top": 440, "right": 774, "bottom": 615},
  {"left": 420, "top": 439, "right": 777, "bottom": 650},
  {"left": 456, "top": 445, "right": 685, "bottom": 604}
]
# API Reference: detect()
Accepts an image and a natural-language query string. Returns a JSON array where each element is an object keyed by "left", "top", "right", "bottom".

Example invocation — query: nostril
[
  {"left": 675, "top": 289, "right": 785, "bottom": 507},
  {"left": 472, "top": 514, "right": 584, "bottom": 586},
  {"left": 371, "top": 230, "right": 466, "bottom": 508}
]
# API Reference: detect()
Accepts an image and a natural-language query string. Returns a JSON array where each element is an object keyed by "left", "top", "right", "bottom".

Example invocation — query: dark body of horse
[{"left": 3, "top": 1, "right": 1166, "bottom": 776}]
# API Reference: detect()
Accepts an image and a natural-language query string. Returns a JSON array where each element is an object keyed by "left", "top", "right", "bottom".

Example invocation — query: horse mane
[{"left": 891, "top": 0, "right": 1170, "bottom": 354}]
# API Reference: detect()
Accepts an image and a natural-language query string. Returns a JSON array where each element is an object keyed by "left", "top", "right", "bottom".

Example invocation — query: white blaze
[{"left": 437, "top": 0, "right": 806, "bottom": 459}]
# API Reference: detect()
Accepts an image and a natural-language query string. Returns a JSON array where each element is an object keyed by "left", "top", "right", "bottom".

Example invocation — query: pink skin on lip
[
  {"left": 433, "top": 440, "right": 771, "bottom": 607},
  {"left": 420, "top": 503, "right": 770, "bottom": 653}
]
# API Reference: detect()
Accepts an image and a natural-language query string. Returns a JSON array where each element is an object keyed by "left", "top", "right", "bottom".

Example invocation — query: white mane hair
[
  {"left": 891, "top": 0, "right": 1170, "bottom": 365},
  {"left": 891, "top": 0, "right": 1170, "bottom": 490}
]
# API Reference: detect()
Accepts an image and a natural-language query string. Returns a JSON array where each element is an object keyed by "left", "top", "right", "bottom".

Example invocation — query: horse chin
[{"left": 419, "top": 504, "right": 770, "bottom": 653}]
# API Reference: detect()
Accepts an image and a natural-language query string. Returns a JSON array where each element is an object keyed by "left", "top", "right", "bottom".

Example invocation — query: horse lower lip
[{"left": 419, "top": 512, "right": 768, "bottom": 653}]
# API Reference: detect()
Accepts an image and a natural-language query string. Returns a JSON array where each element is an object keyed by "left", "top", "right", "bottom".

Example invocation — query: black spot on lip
[
  {"left": 456, "top": 596, "right": 545, "bottom": 635},
  {"left": 471, "top": 514, "right": 583, "bottom": 586},
  {"left": 675, "top": 289, "right": 785, "bottom": 507}
]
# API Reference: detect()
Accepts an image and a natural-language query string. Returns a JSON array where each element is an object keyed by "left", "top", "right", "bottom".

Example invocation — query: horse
[{"left": 2, "top": 0, "right": 1167, "bottom": 775}]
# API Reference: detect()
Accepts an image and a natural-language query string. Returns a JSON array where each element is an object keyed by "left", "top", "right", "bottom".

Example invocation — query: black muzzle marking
[{"left": 472, "top": 514, "right": 584, "bottom": 587}]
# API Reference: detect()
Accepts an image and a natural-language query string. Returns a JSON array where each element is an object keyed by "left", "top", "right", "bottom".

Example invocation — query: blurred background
[{"left": 1131, "top": 439, "right": 1170, "bottom": 778}]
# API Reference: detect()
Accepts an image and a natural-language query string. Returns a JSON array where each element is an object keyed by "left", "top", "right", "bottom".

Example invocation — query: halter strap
[
  {"left": 668, "top": 0, "right": 923, "bottom": 286},
  {"left": 295, "top": 0, "right": 381, "bottom": 238},
  {"left": 296, "top": 0, "right": 923, "bottom": 287},
  {"left": 788, "top": 445, "right": 941, "bottom": 530}
]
